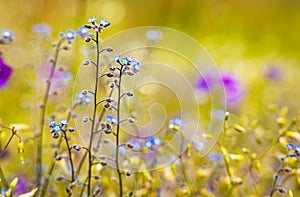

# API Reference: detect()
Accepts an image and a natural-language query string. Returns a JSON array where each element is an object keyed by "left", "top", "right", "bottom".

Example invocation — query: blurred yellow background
[{"left": 1, "top": 0, "right": 299, "bottom": 56}]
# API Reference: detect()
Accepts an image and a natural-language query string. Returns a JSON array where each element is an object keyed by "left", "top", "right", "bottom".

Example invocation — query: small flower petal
[
  {"left": 99, "top": 18, "right": 110, "bottom": 27},
  {"left": 106, "top": 115, "right": 118, "bottom": 125},
  {"left": 65, "top": 30, "right": 75, "bottom": 40},
  {"left": 88, "top": 17, "right": 97, "bottom": 23}
]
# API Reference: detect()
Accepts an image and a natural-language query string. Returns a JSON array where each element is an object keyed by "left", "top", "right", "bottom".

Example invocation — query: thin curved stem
[
  {"left": 178, "top": 134, "right": 194, "bottom": 196},
  {"left": 258, "top": 119, "right": 296, "bottom": 160},
  {"left": 0, "top": 165, "right": 8, "bottom": 189},
  {"left": 36, "top": 38, "right": 65, "bottom": 187},
  {"left": 63, "top": 131, "right": 75, "bottom": 182},
  {"left": 87, "top": 31, "right": 100, "bottom": 196},
  {"left": 116, "top": 65, "right": 124, "bottom": 197},
  {"left": 39, "top": 105, "right": 76, "bottom": 197},
  {"left": 38, "top": 137, "right": 63, "bottom": 197}
]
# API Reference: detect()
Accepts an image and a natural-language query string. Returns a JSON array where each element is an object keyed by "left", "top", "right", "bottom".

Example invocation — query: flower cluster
[
  {"left": 125, "top": 136, "right": 163, "bottom": 152},
  {"left": 0, "top": 56, "right": 13, "bottom": 89},
  {"left": 0, "top": 29, "right": 15, "bottom": 44},
  {"left": 284, "top": 143, "right": 300, "bottom": 159},
  {"left": 49, "top": 118, "right": 73, "bottom": 138},
  {"left": 144, "top": 137, "right": 162, "bottom": 150},
  {"left": 88, "top": 17, "right": 110, "bottom": 30},
  {"left": 81, "top": 17, "right": 110, "bottom": 39},
  {"left": 113, "top": 55, "right": 141, "bottom": 76},
  {"left": 125, "top": 118, "right": 183, "bottom": 154},
  {"left": 77, "top": 26, "right": 89, "bottom": 38},
  {"left": 76, "top": 89, "right": 92, "bottom": 106},
  {"left": 168, "top": 118, "right": 183, "bottom": 132},
  {"left": 98, "top": 115, "right": 118, "bottom": 134},
  {"left": 59, "top": 29, "right": 76, "bottom": 43},
  {"left": 106, "top": 115, "right": 118, "bottom": 125}
]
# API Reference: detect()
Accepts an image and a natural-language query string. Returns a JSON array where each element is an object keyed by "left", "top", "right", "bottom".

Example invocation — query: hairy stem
[
  {"left": 87, "top": 31, "right": 100, "bottom": 196},
  {"left": 116, "top": 65, "right": 124, "bottom": 197},
  {"left": 63, "top": 131, "right": 75, "bottom": 182},
  {"left": 36, "top": 38, "right": 65, "bottom": 187}
]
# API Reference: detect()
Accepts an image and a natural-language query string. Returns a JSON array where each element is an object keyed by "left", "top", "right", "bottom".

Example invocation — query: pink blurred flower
[{"left": 38, "top": 65, "right": 72, "bottom": 95}]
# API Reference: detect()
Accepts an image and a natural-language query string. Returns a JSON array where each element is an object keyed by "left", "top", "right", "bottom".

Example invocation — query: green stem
[
  {"left": 36, "top": 38, "right": 65, "bottom": 187},
  {"left": 0, "top": 165, "right": 8, "bottom": 189},
  {"left": 38, "top": 137, "right": 62, "bottom": 197},
  {"left": 0, "top": 126, "right": 19, "bottom": 190},
  {"left": 259, "top": 118, "right": 297, "bottom": 160},
  {"left": 178, "top": 134, "right": 194, "bottom": 196}
]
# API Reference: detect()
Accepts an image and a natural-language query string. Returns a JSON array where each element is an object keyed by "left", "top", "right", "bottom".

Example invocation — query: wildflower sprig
[
  {"left": 105, "top": 54, "right": 141, "bottom": 196},
  {"left": 284, "top": 143, "right": 300, "bottom": 159},
  {"left": 36, "top": 28, "right": 75, "bottom": 190},
  {"left": 39, "top": 104, "right": 79, "bottom": 197},
  {"left": 48, "top": 118, "right": 75, "bottom": 187},
  {"left": 79, "top": 17, "right": 116, "bottom": 196},
  {"left": 85, "top": 17, "right": 110, "bottom": 34},
  {"left": 113, "top": 55, "right": 141, "bottom": 76},
  {"left": 269, "top": 143, "right": 299, "bottom": 196}
]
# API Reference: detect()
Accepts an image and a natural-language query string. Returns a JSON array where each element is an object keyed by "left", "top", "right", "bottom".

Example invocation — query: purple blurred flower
[
  {"left": 195, "top": 74, "right": 213, "bottom": 92},
  {"left": 264, "top": 65, "right": 283, "bottom": 80},
  {"left": 196, "top": 72, "right": 243, "bottom": 106},
  {"left": 32, "top": 23, "right": 51, "bottom": 34},
  {"left": 0, "top": 57, "right": 12, "bottom": 89},
  {"left": 222, "top": 73, "right": 243, "bottom": 104},
  {"left": 0, "top": 148, "right": 9, "bottom": 160},
  {"left": 15, "top": 175, "right": 28, "bottom": 195}
]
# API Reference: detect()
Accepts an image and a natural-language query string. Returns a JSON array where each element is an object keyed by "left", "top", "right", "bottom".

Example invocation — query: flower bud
[
  {"left": 82, "top": 116, "right": 89, "bottom": 123},
  {"left": 83, "top": 60, "right": 90, "bottom": 66},
  {"left": 85, "top": 37, "right": 92, "bottom": 42},
  {"left": 126, "top": 91, "right": 134, "bottom": 97},
  {"left": 128, "top": 118, "right": 135, "bottom": 123},
  {"left": 68, "top": 127, "right": 75, "bottom": 132},
  {"left": 106, "top": 47, "right": 114, "bottom": 52}
]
